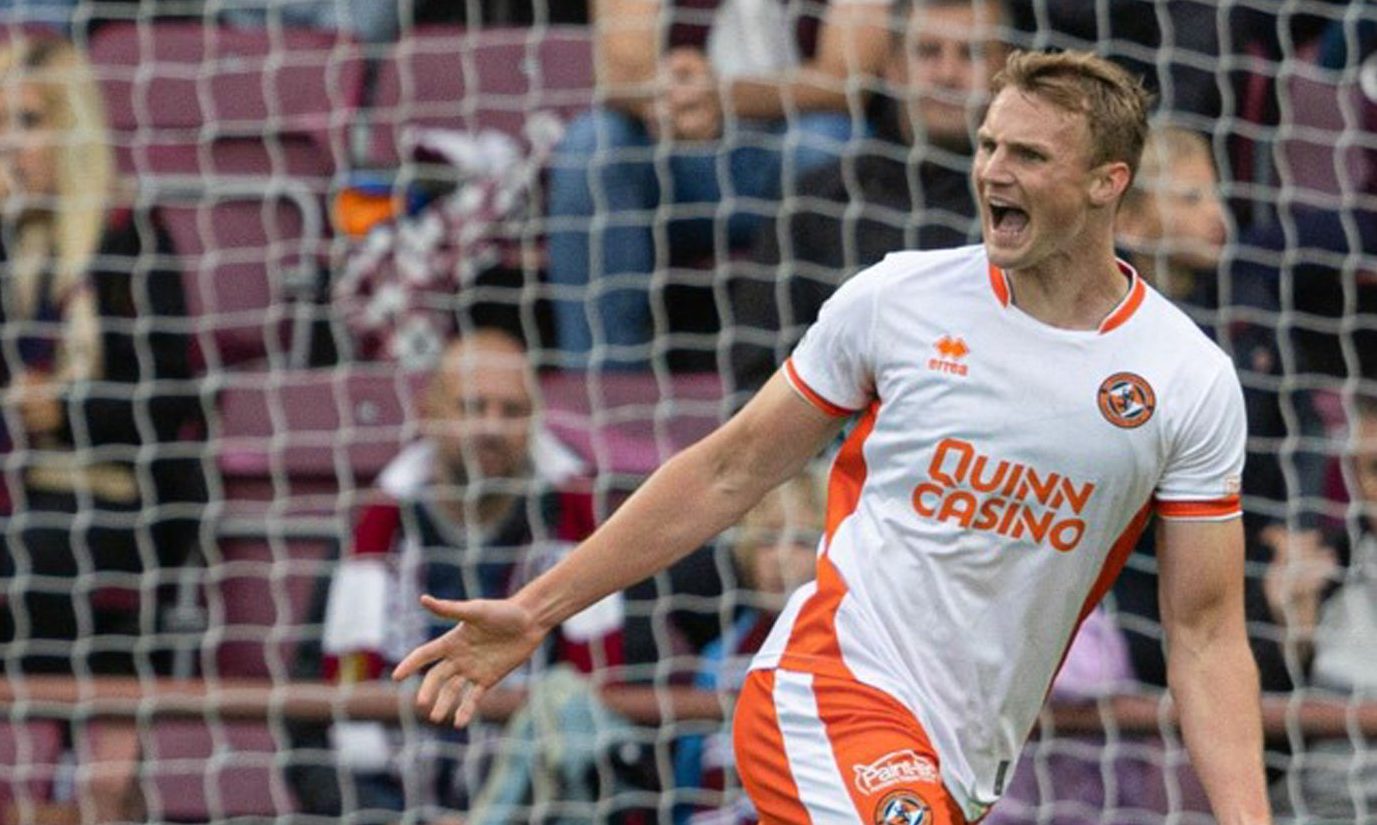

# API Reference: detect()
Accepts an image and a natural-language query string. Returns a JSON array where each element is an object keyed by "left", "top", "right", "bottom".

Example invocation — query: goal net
[{"left": 0, "top": 0, "right": 1374, "bottom": 823}]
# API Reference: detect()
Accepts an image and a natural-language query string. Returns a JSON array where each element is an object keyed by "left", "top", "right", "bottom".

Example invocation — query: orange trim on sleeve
[
  {"left": 1154, "top": 495, "right": 1242, "bottom": 520},
  {"left": 988, "top": 264, "right": 1011, "bottom": 307},
  {"left": 784, "top": 358, "right": 857, "bottom": 418}
]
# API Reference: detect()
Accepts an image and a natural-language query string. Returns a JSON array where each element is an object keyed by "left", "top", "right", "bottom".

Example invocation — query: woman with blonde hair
[{"left": 0, "top": 35, "right": 205, "bottom": 679}]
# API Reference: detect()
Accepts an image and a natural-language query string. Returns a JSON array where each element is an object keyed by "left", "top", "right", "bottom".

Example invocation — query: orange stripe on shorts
[
  {"left": 812, "top": 673, "right": 966, "bottom": 825},
  {"left": 734, "top": 670, "right": 811, "bottom": 824}
]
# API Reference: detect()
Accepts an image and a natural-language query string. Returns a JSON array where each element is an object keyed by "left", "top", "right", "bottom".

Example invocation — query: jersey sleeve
[
  {"left": 1154, "top": 361, "right": 1247, "bottom": 520},
  {"left": 782, "top": 262, "right": 884, "bottom": 417}
]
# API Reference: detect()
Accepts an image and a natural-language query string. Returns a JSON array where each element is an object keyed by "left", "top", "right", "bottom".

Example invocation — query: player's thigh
[{"left": 734, "top": 668, "right": 966, "bottom": 825}]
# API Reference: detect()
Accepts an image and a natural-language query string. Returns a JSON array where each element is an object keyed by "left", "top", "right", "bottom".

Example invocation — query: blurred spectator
[
  {"left": 0, "top": 34, "right": 206, "bottom": 822},
  {"left": 218, "top": 0, "right": 403, "bottom": 43},
  {"left": 284, "top": 329, "right": 646, "bottom": 818},
  {"left": 219, "top": 0, "right": 589, "bottom": 41},
  {"left": 545, "top": 0, "right": 891, "bottom": 371},
  {"left": 985, "top": 606, "right": 1146, "bottom": 824},
  {"left": 1229, "top": 202, "right": 1377, "bottom": 389},
  {"left": 1252, "top": 524, "right": 1339, "bottom": 692},
  {"left": 1002, "top": 0, "right": 1220, "bottom": 119},
  {"left": 1108, "top": 125, "right": 1328, "bottom": 691},
  {"left": 1115, "top": 126, "right": 1228, "bottom": 308},
  {"left": 0, "top": 0, "right": 76, "bottom": 32},
  {"left": 1219, "top": 7, "right": 1377, "bottom": 386},
  {"left": 1222, "top": 5, "right": 1375, "bottom": 228},
  {"left": 332, "top": 123, "right": 564, "bottom": 367},
  {"left": 672, "top": 467, "right": 824, "bottom": 825},
  {"left": 1266, "top": 392, "right": 1377, "bottom": 818},
  {"left": 724, "top": 0, "right": 1006, "bottom": 404}
]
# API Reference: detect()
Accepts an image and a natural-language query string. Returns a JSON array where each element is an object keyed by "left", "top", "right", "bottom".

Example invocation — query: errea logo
[{"left": 928, "top": 335, "right": 969, "bottom": 377}]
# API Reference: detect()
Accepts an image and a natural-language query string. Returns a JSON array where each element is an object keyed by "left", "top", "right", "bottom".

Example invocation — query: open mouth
[{"left": 990, "top": 204, "right": 1030, "bottom": 234}]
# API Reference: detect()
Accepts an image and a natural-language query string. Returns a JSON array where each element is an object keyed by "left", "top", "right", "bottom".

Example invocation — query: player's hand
[{"left": 391, "top": 595, "right": 547, "bottom": 728}]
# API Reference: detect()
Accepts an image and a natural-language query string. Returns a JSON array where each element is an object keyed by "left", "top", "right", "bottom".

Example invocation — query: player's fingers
[
  {"left": 419, "top": 594, "right": 481, "bottom": 622},
  {"left": 391, "top": 635, "right": 450, "bottom": 681},
  {"left": 414, "top": 656, "right": 458, "bottom": 707},
  {"left": 454, "top": 683, "right": 488, "bottom": 729},
  {"left": 429, "top": 675, "right": 467, "bottom": 725}
]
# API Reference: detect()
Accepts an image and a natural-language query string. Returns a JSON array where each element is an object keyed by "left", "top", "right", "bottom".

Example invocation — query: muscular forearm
[
  {"left": 593, "top": 0, "right": 660, "bottom": 117},
  {"left": 1168, "top": 630, "right": 1273, "bottom": 825},
  {"left": 726, "top": 70, "right": 859, "bottom": 120},
  {"left": 723, "top": 0, "right": 887, "bottom": 121},
  {"left": 512, "top": 377, "right": 841, "bottom": 634},
  {"left": 515, "top": 407, "right": 828, "bottom": 634}
]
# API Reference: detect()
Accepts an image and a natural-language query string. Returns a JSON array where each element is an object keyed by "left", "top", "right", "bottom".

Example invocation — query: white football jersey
[{"left": 751, "top": 244, "right": 1245, "bottom": 820}]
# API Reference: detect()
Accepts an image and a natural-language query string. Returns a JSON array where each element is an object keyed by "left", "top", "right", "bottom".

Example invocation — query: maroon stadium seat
[
  {"left": 155, "top": 182, "right": 324, "bottom": 370},
  {"left": 207, "top": 535, "right": 335, "bottom": 679},
  {"left": 367, "top": 25, "right": 594, "bottom": 167},
  {"left": 215, "top": 366, "right": 423, "bottom": 517},
  {"left": 0, "top": 720, "right": 64, "bottom": 813},
  {"left": 141, "top": 721, "right": 287, "bottom": 819},
  {"left": 88, "top": 21, "right": 365, "bottom": 180},
  {"left": 538, "top": 371, "right": 725, "bottom": 477}
]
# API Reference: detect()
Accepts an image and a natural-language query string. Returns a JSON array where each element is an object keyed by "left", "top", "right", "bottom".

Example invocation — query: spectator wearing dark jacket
[
  {"left": 0, "top": 35, "right": 207, "bottom": 825},
  {"left": 0, "top": 36, "right": 206, "bottom": 679},
  {"left": 724, "top": 0, "right": 1007, "bottom": 406},
  {"left": 284, "top": 330, "right": 620, "bottom": 817}
]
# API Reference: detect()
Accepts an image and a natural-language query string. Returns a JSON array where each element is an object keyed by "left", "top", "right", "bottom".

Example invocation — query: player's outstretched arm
[
  {"left": 393, "top": 370, "right": 847, "bottom": 727},
  {"left": 1157, "top": 517, "right": 1273, "bottom": 825}
]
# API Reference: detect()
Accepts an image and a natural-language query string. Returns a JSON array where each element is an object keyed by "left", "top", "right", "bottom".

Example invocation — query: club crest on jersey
[
  {"left": 854, "top": 750, "right": 940, "bottom": 795},
  {"left": 1097, "top": 372, "right": 1156, "bottom": 429},
  {"left": 874, "top": 791, "right": 930, "bottom": 825},
  {"left": 928, "top": 335, "right": 969, "bottom": 377}
]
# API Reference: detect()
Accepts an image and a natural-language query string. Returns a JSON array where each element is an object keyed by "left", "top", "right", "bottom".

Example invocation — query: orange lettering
[
  {"left": 936, "top": 491, "right": 978, "bottom": 527},
  {"left": 1001, "top": 464, "right": 1026, "bottom": 497},
  {"left": 1050, "top": 519, "right": 1086, "bottom": 552},
  {"left": 974, "top": 497, "right": 1006, "bottom": 530},
  {"left": 915, "top": 441, "right": 1094, "bottom": 553},
  {"left": 996, "top": 498, "right": 1022, "bottom": 535},
  {"left": 970, "top": 456, "right": 1010, "bottom": 493},
  {"left": 912, "top": 483, "right": 944, "bottom": 517},
  {"left": 1058, "top": 479, "right": 1096, "bottom": 515},
  {"left": 929, "top": 439, "right": 974, "bottom": 488},
  {"left": 1025, "top": 469, "right": 1060, "bottom": 506},
  {"left": 1015, "top": 507, "right": 1055, "bottom": 543}
]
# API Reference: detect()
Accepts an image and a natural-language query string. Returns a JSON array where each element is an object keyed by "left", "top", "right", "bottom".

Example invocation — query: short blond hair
[
  {"left": 991, "top": 49, "right": 1152, "bottom": 177},
  {"left": 1122, "top": 125, "right": 1212, "bottom": 214}
]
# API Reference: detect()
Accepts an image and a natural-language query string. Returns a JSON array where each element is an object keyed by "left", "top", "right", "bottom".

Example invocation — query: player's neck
[{"left": 1005, "top": 244, "right": 1129, "bottom": 331}]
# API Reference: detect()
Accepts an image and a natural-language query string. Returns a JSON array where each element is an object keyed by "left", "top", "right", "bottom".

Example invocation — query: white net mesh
[{"left": 0, "top": 0, "right": 1374, "bottom": 823}]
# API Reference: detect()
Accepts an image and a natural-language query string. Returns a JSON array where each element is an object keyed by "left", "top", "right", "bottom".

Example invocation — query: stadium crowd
[{"left": 0, "top": 0, "right": 1374, "bottom": 823}]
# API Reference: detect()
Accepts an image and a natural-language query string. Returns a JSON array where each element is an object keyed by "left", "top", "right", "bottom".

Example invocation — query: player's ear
[{"left": 1089, "top": 161, "right": 1132, "bottom": 208}]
